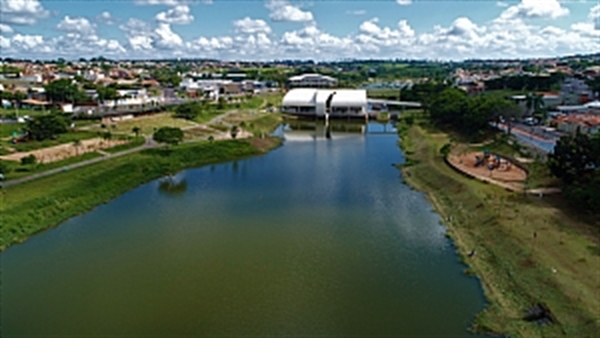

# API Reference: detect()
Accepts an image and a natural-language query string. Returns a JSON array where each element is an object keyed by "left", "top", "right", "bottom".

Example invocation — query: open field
[
  {"left": 367, "top": 88, "right": 402, "bottom": 99},
  {"left": 93, "top": 113, "right": 198, "bottom": 136},
  {"left": 4, "top": 131, "right": 99, "bottom": 152},
  {"left": 1, "top": 137, "right": 128, "bottom": 163},
  {"left": 398, "top": 114, "right": 600, "bottom": 337},
  {"left": 0, "top": 137, "right": 283, "bottom": 251}
]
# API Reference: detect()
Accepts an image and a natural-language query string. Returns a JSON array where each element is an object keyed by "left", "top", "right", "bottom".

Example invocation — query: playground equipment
[{"left": 475, "top": 152, "right": 513, "bottom": 172}]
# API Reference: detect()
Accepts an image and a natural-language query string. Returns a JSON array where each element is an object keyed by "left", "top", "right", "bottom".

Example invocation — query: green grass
[
  {"left": 244, "top": 113, "right": 283, "bottom": 136},
  {"left": 399, "top": 112, "right": 600, "bottom": 338},
  {"left": 5, "top": 131, "right": 98, "bottom": 152},
  {"left": 103, "top": 137, "right": 146, "bottom": 154},
  {"left": 1, "top": 151, "right": 102, "bottom": 180},
  {"left": 92, "top": 113, "right": 198, "bottom": 136},
  {"left": 192, "top": 109, "right": 225, "bottom": 124},
  {"left": 0, "top": 108, "right": 50, "bottom": 118},
  {"left": 0, "top": 123, "right": 25, "bottom": 138},
  {"left": 0, "top": 137, "right": 283, "bottom": 251},
  {"left": 367, "top": 88, "right": 402, "bottom": 99}
]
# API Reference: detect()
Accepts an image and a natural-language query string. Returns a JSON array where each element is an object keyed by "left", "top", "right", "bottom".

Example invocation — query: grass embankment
[
  {"left": 397, "top": 115, "right": 600, "bottom": 337},
  {"left": 0, "top": 137, "right": 283, "bottom": 251},
  {"left": 0, "top": 152, "right": 102, "bottom": 180}
]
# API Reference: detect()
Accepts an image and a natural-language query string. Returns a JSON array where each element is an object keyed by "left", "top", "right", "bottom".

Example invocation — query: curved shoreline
[
  {"left": 0, "top": 137, "right": 284, "bottom": 252},
  {"left": 397, "top": 121, "right": 600, "bottom": 337}
]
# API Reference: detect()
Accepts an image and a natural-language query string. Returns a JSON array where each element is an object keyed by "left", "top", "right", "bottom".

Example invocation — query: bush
[{"left": 20, "top": 154, "right": 37, "bottom": 166}]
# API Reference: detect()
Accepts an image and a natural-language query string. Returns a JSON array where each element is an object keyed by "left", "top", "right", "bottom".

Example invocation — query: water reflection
[{"left": 158, "top": 176, "right": 188, "bottom": 196}]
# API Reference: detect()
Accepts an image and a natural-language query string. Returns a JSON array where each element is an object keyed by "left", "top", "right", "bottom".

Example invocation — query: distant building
[
  {"left": 560, "top": 77, "right": 593, "bottom": 105},
  {"left": 281, "top": 88, "right": 367, "bottom": 118},
  {"left": 288, "top": 73, "right": 338, "bottom": 88}
]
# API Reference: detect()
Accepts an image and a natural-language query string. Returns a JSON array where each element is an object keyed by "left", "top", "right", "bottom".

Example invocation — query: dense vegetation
[
  {"left": 411, "top": 86, "right": 520, "bottom": 140},
  {"left": 483, "top": 73, "right": 565, "bottom": 92},
  {"left": 548, "top": 132, "right": 600, "bottom": 213}
]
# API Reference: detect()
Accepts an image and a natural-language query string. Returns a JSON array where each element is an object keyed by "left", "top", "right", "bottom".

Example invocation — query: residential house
[
  {"left": 560, "top": 76, "right": 593, "bottom": 105},
  {"left": 552, "top": 114, "right": 600, "bottom": 134}
]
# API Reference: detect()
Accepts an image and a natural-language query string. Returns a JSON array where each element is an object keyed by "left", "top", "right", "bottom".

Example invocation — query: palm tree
[
  {"left": 525, "top": 92, "right": 545, "bottom": 116},
  {"left": 230, "top": 125, "right": 239, "bottom": 139},
  {"left": 132, "top": 126, "right": 141, "bottom": 137}
]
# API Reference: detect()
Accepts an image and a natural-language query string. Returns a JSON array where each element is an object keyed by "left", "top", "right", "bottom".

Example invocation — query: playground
[{"left": 447, "top": 150, "right": 527, "bottom": 191}]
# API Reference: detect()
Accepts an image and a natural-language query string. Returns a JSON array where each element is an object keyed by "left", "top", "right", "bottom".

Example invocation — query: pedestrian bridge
[{"left": 367, "top": 99, "right": 422, "bottom": 108}]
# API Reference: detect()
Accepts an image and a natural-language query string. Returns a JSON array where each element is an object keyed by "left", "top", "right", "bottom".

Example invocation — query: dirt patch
[
  {"left": 448, "top": 151, "right": 527, "bottom": 191},
  {"left": 0, "top": 138, "right": 128, "bottom": 163}
]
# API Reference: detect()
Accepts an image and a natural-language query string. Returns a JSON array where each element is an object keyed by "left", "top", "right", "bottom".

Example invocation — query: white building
[
  {"left": 288, "top": 73, "right": 338, "bottom": 88},
  {"left": 281, "top": 88, "right": 367, "bottom": 118}
]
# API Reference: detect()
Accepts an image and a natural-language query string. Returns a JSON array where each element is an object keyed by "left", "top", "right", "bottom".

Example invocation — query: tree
[
  {"left": 547, "top": 132, "right": 596, "bottom": 185},
  {"left": 132, "top": 126, "right": 141, "bottom": 137},
  {"left": 525, "top": 92, "right": 544, "bottom": 116},
  {"left": 25, "top": 113, "right": 68, "bottom": 141},
  {"left": 96, "top": 85, "right": 118, "bottom": 103},
  {"left": 153, "top": 127, "right": 184, "bottom": 147},
  {"left": 585, "top": 76, "right": 600, "bottom": 99},
  {"left": 44, "top": 79, "right": 85, "bottom": 103},
  {"left": 174, "top": 102, "right": 200, "bottom": 120},
  {"left": 217, "top": 96, "right": 226, "bottom": 110}
]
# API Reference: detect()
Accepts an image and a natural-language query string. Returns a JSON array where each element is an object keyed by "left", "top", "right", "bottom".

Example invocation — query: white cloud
[
  {"left": 134, "top": 0, "right": 182, "bottom": 5},
  {"left": 0, "top": 0, "right": 49, "bottom": 25},
  {"left": 499, "top": 0, "right": 569, "bottom": 20},
  {"left": 266, "top": 0, "right": 314, "bottom": 22},
  {"left": 590, "top": 4, "right": 600, "bottom": 30},
  {"left": 156, "top": 5, "right": 194, "bottom": 24},
  {"left": 496, "top": 1, "right": 509, "bottom": 7},
  {"left": 396, "top": 0, "right": 412, "bottom": 5},
  {"left": 3, "top": 2, "right": 600, "bottom": 61},
  {"left": 233, "top": 17, "right": 272, "bottom": 34},
  {"left": 57, "top": 16, "right": 96, "bottom": 36},
  {"left": 0, "top": 23, "right": 13, "bottom": 33},
  {"left": 97, "top": 11, "right": 115, "bottom": 25}
]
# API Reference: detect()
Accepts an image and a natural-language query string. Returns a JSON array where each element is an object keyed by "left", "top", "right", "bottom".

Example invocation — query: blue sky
[{"left": 0, "top": 0, "right": 599, "bottom": 60}]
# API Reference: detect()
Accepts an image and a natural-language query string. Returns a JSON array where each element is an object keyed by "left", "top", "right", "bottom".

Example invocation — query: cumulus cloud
[
  {"left": 233, "top": 17, "right": 272, "bottom": 34},
  {"left": 0, "top": 0, "right": 49, "bottom": 25},
  {"left": 396, "top": 0, "right": 412, "bottom": 5},
  {"left": 266, "top": 0, "right": 314, "bottom": 22},
  {"left": 590, "top": 4, "right": 600, "bottom": 30},
  {"left": 156, "top": 5, "right": 194, "bottom": 24},
  {"left": 499, "top": 0, "right": 569, "bottom": 21},
  {"left": 57, "top": 16, "right": 97, "bottom": 36},
  {"left": 3, "top": 1, "right": 600, "bottom": 61},
  {"left": 0, "top": 23, "right": 13, "bottom": 33},
  {"left": 97, "top": 11, "right": 115, "bottom": 25}
]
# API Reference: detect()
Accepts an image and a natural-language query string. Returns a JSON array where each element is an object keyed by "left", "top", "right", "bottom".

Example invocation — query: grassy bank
[
  {"left": 0, "top": 137, "right": 283, "bottom": 251},
  {"left": 397, "top": 114, "right": 600, "bottom": 337}
]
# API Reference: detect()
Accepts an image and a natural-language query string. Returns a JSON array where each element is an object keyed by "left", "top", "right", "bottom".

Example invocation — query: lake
[{"left": 1, "top": 121, "right": 486, "bottom": 337}]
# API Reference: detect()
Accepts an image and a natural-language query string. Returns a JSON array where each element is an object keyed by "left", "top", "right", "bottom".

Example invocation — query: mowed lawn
[
  {"left": 400, "top": 118, "right": 600, "bottom": 337},
  {"left": 93, "top": 113, "right": 199, "bottom": 136}
]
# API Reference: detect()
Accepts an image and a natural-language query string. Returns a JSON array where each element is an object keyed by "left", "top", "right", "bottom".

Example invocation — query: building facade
[
  {"left": 288, "top": 73, "right": 338, "bottom": 88},
  {"left": 281, "top": 88, "right": 367, "bottom": 118}
]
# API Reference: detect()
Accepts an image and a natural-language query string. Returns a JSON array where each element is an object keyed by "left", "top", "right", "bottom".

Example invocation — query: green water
[{"left": 1, "top": 122, "right": 486, "bottom": 336}]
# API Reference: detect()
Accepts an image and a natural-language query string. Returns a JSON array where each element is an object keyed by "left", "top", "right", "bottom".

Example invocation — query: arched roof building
[{"left": 281, "top": 88, "right": 367, "bottom": 117}]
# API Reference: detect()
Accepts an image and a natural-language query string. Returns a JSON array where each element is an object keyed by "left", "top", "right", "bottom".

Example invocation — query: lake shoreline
[
  {"left": 1, "top": 137, "right": 284, "bottom": 252},
  {"left": 396, "top": 116, "right": 600, "bottom": 337}
]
